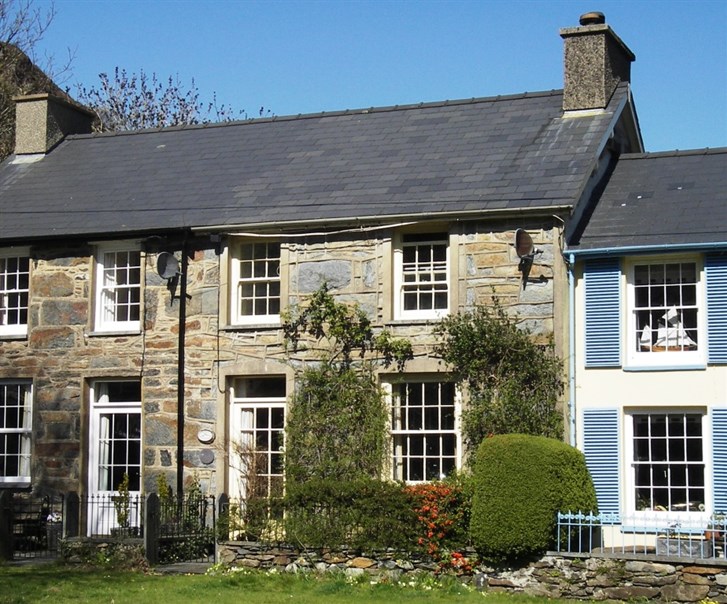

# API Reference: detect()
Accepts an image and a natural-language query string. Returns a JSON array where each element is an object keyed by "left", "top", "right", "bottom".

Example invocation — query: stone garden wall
[{"left": 218, "top": 541, "right": 727, "bottom": 602}]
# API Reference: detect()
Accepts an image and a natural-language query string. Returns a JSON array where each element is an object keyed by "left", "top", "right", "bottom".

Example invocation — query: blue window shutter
[
  {"left": 583, "top": 408, "right": 620, "bottom": 514},
  {"left": 584, "top": 258, "right": 621, "bottom": 367},
  {"left": 706, "top": 253, "right": 727, "bottom": 364},
  {"left": 713, "top": 408, "right": 727, "bottom": 513}
]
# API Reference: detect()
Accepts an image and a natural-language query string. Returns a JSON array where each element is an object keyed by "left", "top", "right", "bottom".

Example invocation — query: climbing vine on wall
[{"left": 282, "top": 284, "right": 412, "bottom": 484}]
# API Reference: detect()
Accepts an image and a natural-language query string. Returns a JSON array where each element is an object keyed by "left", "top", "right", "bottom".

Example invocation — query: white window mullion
[
  {"left": 231, "top": 241, "right": 281, "bottom": 325},
  {"left": 0, "top": 381, "right": 32, "bottom": 485},
  {"left": 395, "top": 234, "right": 450, "bottom": 320},
  {"left": 0, "top": 253, "right": 30, "bottom": 336},
  {"left": 95, "top": 245, "right": 142, "bottom": 332},
  {"left": 229, "top": 377, "right": 286, "bottom": 500}
]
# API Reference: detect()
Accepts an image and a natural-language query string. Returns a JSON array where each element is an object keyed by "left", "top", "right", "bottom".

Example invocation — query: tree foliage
[
  {"left": 0, "top": 0, "right": 55, "bottom": 58},
  {"left": 433, "top": 298, "right": 564, "bottom": 449},
  {"left": 282, "top": 284, "right": 412, "bottom": 484},
  {"left": 75, "top": 67, "right": 268, "bottom": 132}
]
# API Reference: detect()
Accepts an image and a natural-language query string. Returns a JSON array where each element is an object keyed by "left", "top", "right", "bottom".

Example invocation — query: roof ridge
[
  {"left": 620, "top": 147, "right": 727, "bottom": 159},
  {"left": 65, "top": 88, "right": 565, "bottom": 141}
]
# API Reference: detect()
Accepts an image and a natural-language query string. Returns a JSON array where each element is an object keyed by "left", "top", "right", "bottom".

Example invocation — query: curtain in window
[
  {"left": 17, "top": 386, "right": 31, "bottom": 478},
  {"left": 97, "top": 414, "right": 111, "bottom": 491}
]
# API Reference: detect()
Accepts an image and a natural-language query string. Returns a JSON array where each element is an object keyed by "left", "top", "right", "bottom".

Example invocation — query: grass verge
[{"left": 0, "top": 562, "right": 577, "bottom": 604}]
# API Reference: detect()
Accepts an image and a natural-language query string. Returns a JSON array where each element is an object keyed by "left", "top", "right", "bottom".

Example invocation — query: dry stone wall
[{"left": 218, "top": 542, "right": 727, "bottom": 602}]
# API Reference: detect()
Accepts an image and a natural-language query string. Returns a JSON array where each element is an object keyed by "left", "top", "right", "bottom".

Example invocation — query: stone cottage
[{"left": 0, "top": 13, "right": 642, "bottom": 530}]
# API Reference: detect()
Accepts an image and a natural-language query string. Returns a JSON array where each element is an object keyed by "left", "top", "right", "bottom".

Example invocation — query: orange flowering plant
[{"left": 405, "top": 478, "right": 476, "bottom": 574}]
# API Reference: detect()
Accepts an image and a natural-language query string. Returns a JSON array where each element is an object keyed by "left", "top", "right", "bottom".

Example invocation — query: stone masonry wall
[
  {"left": 0, "top": 217, "right": 564, "bottom": 497},
  {"left": 218, "top": 542, "right": 727, "bottom": 602}
]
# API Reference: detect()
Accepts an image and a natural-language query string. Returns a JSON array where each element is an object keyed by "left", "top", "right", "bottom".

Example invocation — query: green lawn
[{"left": 0, "top": 563, "right": 572, "bottom": 604}]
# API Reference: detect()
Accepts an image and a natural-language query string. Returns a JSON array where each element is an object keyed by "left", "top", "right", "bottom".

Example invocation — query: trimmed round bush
[{"left": 470, "top": 434, "right": 597, "bottom": 564}]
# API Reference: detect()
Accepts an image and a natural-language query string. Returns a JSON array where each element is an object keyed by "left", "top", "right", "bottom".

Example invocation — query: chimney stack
[
  {"left": 560, "top": 12, "right": 635, "bottom": 112},
  {"left": 13, "top": 94, "right": 95, "bottom": 155}
]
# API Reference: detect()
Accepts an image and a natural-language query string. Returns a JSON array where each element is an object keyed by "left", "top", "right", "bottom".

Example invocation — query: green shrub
[
  {"left": 284, "top": 478, "right": 417, "bottom": 550},
  {"left": 470, "top": 434, "right": 597, "bottom": 564},
  {"left": 433, "top": 300, "right": 564, "bottom": 450},
  {"left": 282, "top": 285, "right": 412, "bottom": 485},
  {"left": 285, "top": 365, "right": 389, "bottom": 484}
]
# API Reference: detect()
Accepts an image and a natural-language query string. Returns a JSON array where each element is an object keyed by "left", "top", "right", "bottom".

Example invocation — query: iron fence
[
  {"left": 556, "top": 510, "right": 727, "bottom": 559},
  {"left": 217, "top": 495, "right": 285, "bottom": 542},
  {"left": 81, "top": 493, "right": 144, "bottom": 538},
  {"left": 8, "top": 493, "right": 64, "bottom": 559},
  {"left": 155, "top": 494, "right": 216, "bottom": 563}
]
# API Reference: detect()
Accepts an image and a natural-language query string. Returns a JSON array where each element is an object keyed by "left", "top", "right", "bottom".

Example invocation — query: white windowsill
[
  {"left": 86, "top": 330, "right": 142, "bottom": 337},
  {"left": 221, "top": 322, "right": 281, "bottom": 331},
  {"left": 0, "top": 332, "right": 28, "bottom": 341},
  {"left": 624, "top": 363, "right": 707, "bottom": 372}
]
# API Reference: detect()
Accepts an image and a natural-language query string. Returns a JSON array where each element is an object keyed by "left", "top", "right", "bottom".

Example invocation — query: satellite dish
[
  {"left": 156, "top": 252, "right": 180, "bottom": 279},
  {"left": 513, "top": 229, "right": 542, "bottom": 290},
  {"left": 514, "top": 229, "right": 535, "bottom": 258}
]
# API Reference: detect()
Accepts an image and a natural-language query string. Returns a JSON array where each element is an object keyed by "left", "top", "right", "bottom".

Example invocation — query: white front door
[{"left": 88, "top": 381, "right": 142, "bottom": 536}]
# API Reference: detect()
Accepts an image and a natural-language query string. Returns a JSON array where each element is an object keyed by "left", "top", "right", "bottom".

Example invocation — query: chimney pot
[
  {"left": 560, "top": 14, "right": 635, "bottom": 112},
  {"left": 579, "top": 12, "right": 605, "bottom": 26}
]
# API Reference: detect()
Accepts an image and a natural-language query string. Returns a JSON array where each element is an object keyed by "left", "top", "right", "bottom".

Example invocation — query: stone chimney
[
  {"left": 560, "top": 12, "right": 635, "bottom": 112},
  {"left": 13, "top": 94, "right": 95, "bottom": 155}
]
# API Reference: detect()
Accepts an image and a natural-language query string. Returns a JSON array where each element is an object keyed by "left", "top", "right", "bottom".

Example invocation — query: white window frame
[
  {"left": 387, "top": 380, "right": 461, "bottom": 483},
  {"left": 0, "top": 250, "right": 30, "bottom": 337},
  {"left": 0, "top": 380, "right": 32, "bottom": 486},
  {"left": 230, "top": 240, "right": 281, "bottom": 325},
  {"left": 624, "top": 408, "right": 710, "bottom": 525},
  {"left": 393, "top": 233, "right": 450, "bottom": 320},
  {"left": 625, "top": 256, "right": 706, "bottom": 369},
  {"left": 88, "top": 380, "right": 142, "bottom": 535},
  {"left": 94, "top": 244, "right": 142, "bottom": 333},
  {"left": 229, "top": 377, "right": 286, "bottom": 500}
]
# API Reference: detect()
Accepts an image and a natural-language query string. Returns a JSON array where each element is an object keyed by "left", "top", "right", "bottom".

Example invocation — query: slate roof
[
  {"left": 0, "top": 86, "right": 629, "bottom": 243},
  {"left": 567, "top": 148, "right": 727, "bottom": 253}
]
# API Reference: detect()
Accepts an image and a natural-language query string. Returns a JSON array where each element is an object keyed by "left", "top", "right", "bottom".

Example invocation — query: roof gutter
[
  {"left": 566, "top": 241, "right": 727, "bottom": 258},
  {"left": 189, "top": 204, "right": 574, "bottom": 235}
]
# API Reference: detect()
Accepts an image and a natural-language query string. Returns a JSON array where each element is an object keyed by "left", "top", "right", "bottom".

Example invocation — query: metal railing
[
  {"left": 217, "top": 495, "right": 285, "bottom": 542},
  {"left": 155, "top": 494, "right": 216, "bottom": 563},
  {"left": 8, "top": 493, "right": 64, "bottom": 559},
  {"left": 556, "top": 510, "right": 727, "bottom": 560},
  {"left": 82, "top": 493, "right": 145, "bottom": 538}
]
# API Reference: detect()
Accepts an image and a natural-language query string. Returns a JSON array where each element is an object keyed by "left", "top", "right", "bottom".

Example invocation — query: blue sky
[{"left": 35, "top": 0, "right": 726, "bottom": 152}]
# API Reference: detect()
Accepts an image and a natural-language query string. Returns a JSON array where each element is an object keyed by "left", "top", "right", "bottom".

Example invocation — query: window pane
[
  {"left": 235, "top": 242, "right": 281, "bottom": 319},
  {"left": 391, "top": 382, "right": 457, "bottom": 483},
  {"left": 407, "top": 406, "right": 421, "bottom": 430},
  {"left": 631, "top": 412, "right": 704, "bottom": 512},
  {"left": 633, "top": 261, "right": 699, "bottom": 353},
  {"left": 230, "top": 376, "right": 286, "bottom": 500},
  {"left": 399, "top": 234, "right": 448, "bottom": 315},
  {"left": 409, "top": 458, "right": 424, "bottom": 482}
]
